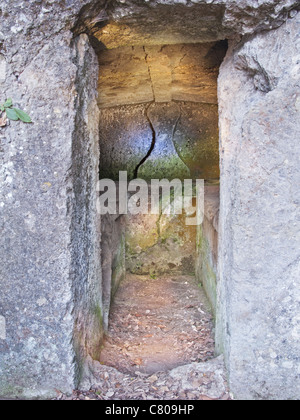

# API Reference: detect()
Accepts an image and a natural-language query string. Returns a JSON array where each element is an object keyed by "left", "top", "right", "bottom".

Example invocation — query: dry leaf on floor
[{"left": 0, "top": 116, "right": 7, "bottom": 127}]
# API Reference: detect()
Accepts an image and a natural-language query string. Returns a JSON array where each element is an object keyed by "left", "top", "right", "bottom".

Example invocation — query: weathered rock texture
[
  {"left": 101, "top": 213, "right": 126, "bottom": 331},
  {"left": 216, "top": 13, "right": 300, "bottom": 400},
  {"left": 77, "top": 0, "right": 300, "bottom": 48},
  {"left": 71, "top": 34, "right": 103, "bottom": 379},
  {"left": 2, "top": 1, "right": 299, "bottom": 68},
  {"left": 173, "top": 103, "right": 220, "bottom": 181},
  {"left": 99, "top": 102, "right": 219, "bottom": 181},
  {"left": 196, "top": 187, "right": 219, "bottom": 313},
  {"left": 98, "top": 42, "right": 223, "bottom": 182},
  {"left": 137, "top": 102, "right": 191, "bottom": 181},
  {"left": 0, "top": 33, "right": 101, "bottom": 399},
  {"left": 126, "top": 207, "right": 197, "bottom": 277}
]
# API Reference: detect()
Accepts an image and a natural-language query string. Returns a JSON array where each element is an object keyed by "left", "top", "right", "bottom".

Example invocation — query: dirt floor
[
  {"left": 100, "top": 274, "right": 215, "bottom": 374},
  {"left": 54, "top": 274, "right": 230, "bottom": 400}
]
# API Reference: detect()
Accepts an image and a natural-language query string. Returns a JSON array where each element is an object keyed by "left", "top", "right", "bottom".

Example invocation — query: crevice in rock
[
  {"left": 133, "top": 102, "right": 156, "bottom": 179},
  {"left": 143, "top": 46, "right": 156, "bottom": 102}
]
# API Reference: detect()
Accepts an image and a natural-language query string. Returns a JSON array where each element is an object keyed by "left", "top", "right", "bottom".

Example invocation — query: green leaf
[
  {"left": 13, "top": 108, "right": 32, "bottom": 123},
  {"left": 5, "top": 107, "right": 19, "bottom": 121},
  {"left": 4, "top": 98, "right": 13, "bottom": 108},
  {"left": 0, "top": 104, "right": 4, "bottom": 112}
]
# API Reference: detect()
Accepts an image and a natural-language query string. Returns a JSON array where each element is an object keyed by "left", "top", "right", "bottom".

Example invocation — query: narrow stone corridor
[
  {"left": 100, "top": 274, "right": 215, "bottom": 374},
  {"left": 60, "top": 274, "right": 230, "bottom": 401}
]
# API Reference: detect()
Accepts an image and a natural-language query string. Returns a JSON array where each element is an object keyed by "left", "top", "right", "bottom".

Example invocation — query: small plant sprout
[{"left": 0, "top": 98, "right": 32, "bottom": 127}]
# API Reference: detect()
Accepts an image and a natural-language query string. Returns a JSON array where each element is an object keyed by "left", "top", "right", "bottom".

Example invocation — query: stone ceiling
[
  {"left": 90, "top": 3, "right": 226, "bottom": 49},
  {"left": 75, "top": 0, "right": 300, "bottom": 50},
  {"left": 1, "top": 1, "right": 299, "bottom": 72},
  {"left": 97, "top": 41, "right": 227, "bottom": 108}
]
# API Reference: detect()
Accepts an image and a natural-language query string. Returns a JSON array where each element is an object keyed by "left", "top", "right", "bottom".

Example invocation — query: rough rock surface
[
  {"left": 101, "top": 214, "right": 126, "bottom": 331},
  {"left": 77, "top": 0, "right": 300, "bottom": 48},
  {"left": 196, "top": 186, "right": 219, "bottom": 313},
  {"left": 173, "top": 103, "right": 220, "bottom": 180},
  {"left": 97, "top": 40, "right": 222, "bottom": 181},
  {"left": 138, "top": 102, "right": 191, "bottom": 180},
  {"left": 126, "top": 210, "right": 196, "bottom": 276},
  {"left": 0, "top": 33, "right": 101, "bottom": 399},
  {"left": 71, "top": 35, "right": 103, "bottom": 369},
  {"left": 100, "top": 102, "right": 220, "bottom": 182},
  {"left": 216, "top": 13, "right": 300, "bottom": 400},
  {"left": 3, "top": 0, "right": 296, "bottom": 71},
  {"left": 99, "top": 104, "right": 153, "bottom": 181}
]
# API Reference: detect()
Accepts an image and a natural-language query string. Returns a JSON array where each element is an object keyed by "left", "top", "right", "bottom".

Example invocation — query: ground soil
[
  {"left": 100, "top": 274, "right": 215, "bottom": 374},
  {"left": 54, "top": 274, "right": 230, "bottom": 400}
]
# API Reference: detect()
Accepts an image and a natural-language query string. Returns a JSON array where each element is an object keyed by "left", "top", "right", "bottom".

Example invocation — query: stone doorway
[
  {"left": 96, "top": 40, "right": 227, "bottom": 384},
  {"left": 1, "top": 0, "right": 298, "bottom": 401}
]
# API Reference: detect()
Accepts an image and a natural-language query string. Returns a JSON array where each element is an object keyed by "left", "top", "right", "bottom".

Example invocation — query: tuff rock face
[
  {"left": 1, "top": 1, "right": 299, "bottom": 70},
  {"left": 216, "top": 13, "right": 300, "bottom": 400},
  {"left": 97, "top": 42, "right": 225, "bottom": 182},
  {"left": 0, "top": 32, "right": 102, "bottom": 398},
  {"left": 0, "top": 0, "right": 299, "bottom": 401},
  {"left": 76, "top": 0, "right": 300, "bottom": 48},
  {"left": 196, "top": 186, "right": 219, "bottom": 313}
]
